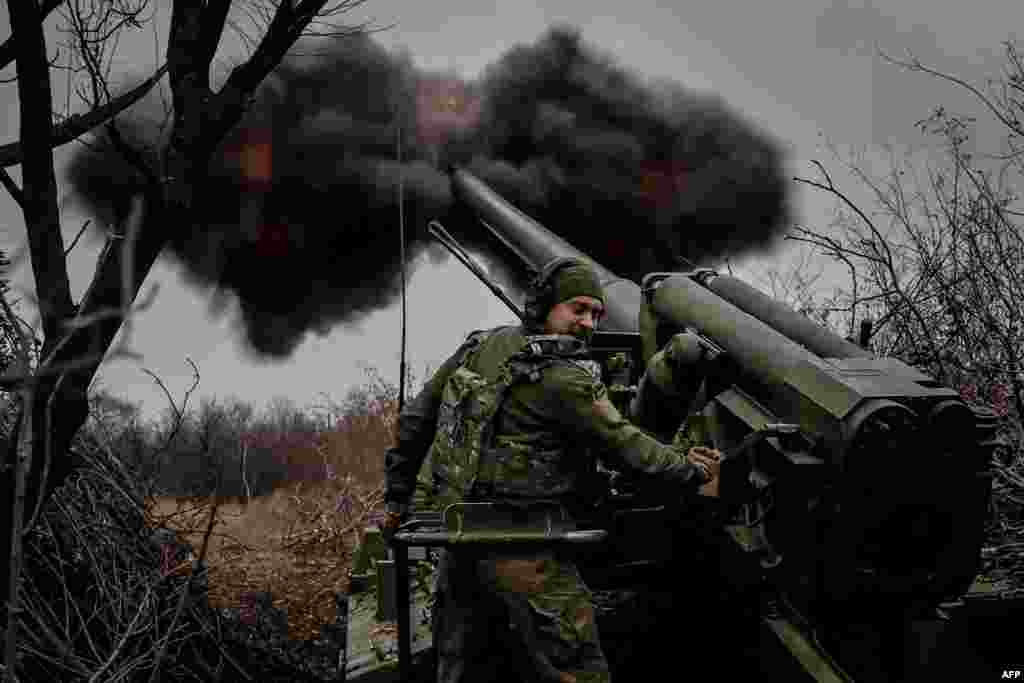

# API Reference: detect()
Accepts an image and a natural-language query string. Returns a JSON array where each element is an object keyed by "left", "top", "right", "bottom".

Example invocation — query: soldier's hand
[
  {"left": 698, "top": 475, "right": 721, "bottom": 498},
  {"left": 383, "top": 511, "right": 403, "bottom": 530},
  {"left": 687, "top": 446, "right": 722, "bottom": 482},
  {"left": 381, "top": 502, "right": 408, "bottom": 541}
]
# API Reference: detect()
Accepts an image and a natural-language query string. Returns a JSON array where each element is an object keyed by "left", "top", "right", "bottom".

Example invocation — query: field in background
[
  {"left": 124, "top": 377, "right": 401, "bottom": 641},
  {"left": 147, "top": 478, "right": 384, "bottom": 640}
]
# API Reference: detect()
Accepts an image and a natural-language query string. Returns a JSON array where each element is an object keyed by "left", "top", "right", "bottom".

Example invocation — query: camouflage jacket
[{"left": 384, "top": 325, "right": 705, "bottom": 509}]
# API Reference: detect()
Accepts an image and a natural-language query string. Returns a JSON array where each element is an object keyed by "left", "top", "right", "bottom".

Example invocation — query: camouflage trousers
[{"left": 433, "top": 549, "right": 611, "bottom": 683}]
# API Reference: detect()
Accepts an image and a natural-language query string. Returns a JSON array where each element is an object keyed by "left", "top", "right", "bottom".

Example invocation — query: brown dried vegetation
[
  {"left": 147, "top": 477, "right": 386, "bottom": 642},
  {"left": 2, "top": 371, "right": 398, "bottom": 681}
]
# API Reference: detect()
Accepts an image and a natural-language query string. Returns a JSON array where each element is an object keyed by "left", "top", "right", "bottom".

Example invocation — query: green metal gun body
[
  {"left": 347, "top": 167, "right": 997, "bottom": 683},
  {"left": 446, "top": 165, "right": 994, "bottom": 620}
]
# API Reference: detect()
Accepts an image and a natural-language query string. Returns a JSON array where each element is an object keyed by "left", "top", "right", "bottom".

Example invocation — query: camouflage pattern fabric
[
  {"left": 385, "top": 325, "right": 705, "bottom": 511},
  {"left": 434, "top": 548, "right": 611, "bottom": 683},
  {"left": 383, "top": 325, "right": 710, "bottom": 683},
  {"left": 427, "top": 362, "right": 507, "bottom": 509},
  {"left": 425, "top": 333, "right": 590, "bottom": 508}
]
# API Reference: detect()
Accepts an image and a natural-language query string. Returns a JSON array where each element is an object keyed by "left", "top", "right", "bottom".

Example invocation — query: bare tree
[
  {"left": 790, "top": 39, "right": 1024, "bottom": 421},
  {"left": 0, "top": 1, "right": 373, "bottom": 677}
]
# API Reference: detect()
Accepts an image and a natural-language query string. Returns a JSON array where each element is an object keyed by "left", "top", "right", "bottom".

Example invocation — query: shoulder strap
[
  {"left": 470, "top": 336, "right": 562, "bottom": 496},
  {"left": 452, "top": 328, "right": 495, "bottom": 369},
  {"left": 520, "top": 334, "right": 589, "bottom": 360}
]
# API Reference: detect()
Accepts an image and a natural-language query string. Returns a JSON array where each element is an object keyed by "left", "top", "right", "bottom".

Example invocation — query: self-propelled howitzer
[{"left": 343, "top": 168, "right": 998, "bottom": 682}]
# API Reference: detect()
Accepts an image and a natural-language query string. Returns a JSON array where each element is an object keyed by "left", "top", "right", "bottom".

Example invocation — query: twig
[
  {"left": 2, "top": 279, "right": 36, "bottom": 683},
  {"left": 184, "top": 601, "right": 253, "bottom": 681},
  {"left": 0, "top": 168, "right": 24, "bottom": 208},
  {"left": 148, "top": 398, "right": 231, "bottom": 683},
  {"left": 63, "top": 220, "right": 91, "bottom": 257},
  {"left": 146, "top": 491, "right": 220, "bottom": 683},
  {"left": 17, "top": 371, "right": 65, "bottom": 539},
  {"left": 87, "top": 584, "right": 153, "bottom": 683},
  {"left": 880, "top": 48, "right": 1024, "bottom": 139},
  {"left": 0, "top": 64, "right": 168, "bottom": 169}
]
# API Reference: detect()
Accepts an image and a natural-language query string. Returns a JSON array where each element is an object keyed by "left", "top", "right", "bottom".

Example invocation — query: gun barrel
[
  {"left": 650, "top": 274, "right": 863, "bottom": 436},
  {"left": 699, "top": 273, "right": 872, "bottom": 359},
  {"left": 452, "top": 168, "right": 641, "bottom": 332},
  {"left": 651, "top": 274, "right": 827, "bottom": 387}
]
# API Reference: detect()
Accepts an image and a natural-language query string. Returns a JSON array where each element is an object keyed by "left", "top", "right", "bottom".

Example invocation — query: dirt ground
[{"left": 148, "top": 485, "right": 378, "bottom": 641}]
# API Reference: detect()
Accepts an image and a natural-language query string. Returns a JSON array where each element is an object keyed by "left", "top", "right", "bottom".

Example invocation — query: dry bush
[
  {"left": 143, "top": 372, "right": 400, "bottom": 645},
  {"left": 984, "top": 422, "right": 1024, "bottom": 585},
  {"left": 277, "top": 475, "right": 385, "bottom": 557},
  {"left": 769, "top": 41, "right": 1024, "bottom": 591},
  {"left": 0, "top": 355, "right": 405, "bottom": 681},
  {"left": 314, "top": 366, "right": 403, "bottom": 491},
  {"left": 148, "top": 475, "right": 384, "bottom": 644},
  {"left": 7, "top": 427, "right": 254, "bottom": 682}
]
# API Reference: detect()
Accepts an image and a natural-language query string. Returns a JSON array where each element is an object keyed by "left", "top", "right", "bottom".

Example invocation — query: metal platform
[{"left": 342, "top": 588, "right": 433, "bottom": 682}]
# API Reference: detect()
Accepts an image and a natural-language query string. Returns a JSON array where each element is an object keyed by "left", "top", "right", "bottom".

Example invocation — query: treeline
[{"left": 83, "top": 370, "right": 403, "bottom": 500}]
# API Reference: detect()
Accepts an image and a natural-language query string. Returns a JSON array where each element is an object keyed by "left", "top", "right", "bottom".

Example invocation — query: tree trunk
[{"left": 1, "top": 1, "right": 344, "bottom": 670}]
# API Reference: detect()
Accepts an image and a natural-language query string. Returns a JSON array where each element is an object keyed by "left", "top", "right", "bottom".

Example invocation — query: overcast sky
[{"left": 1, "top": 0, "right": 1020, "bottom": 421}]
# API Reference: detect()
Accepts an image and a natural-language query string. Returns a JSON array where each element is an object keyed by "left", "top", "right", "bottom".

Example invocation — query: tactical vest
[{"left": 422, "top": 330, "right": 599, "bottom": 510}]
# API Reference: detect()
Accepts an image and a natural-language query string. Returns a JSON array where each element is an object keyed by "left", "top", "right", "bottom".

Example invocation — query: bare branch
[
  {"left": 147, "top": 448, "right": 220, "bottom": 683},
  {"left": 141, "top": 358, "right": 201, "bottom": 460},
  {"left": 167, "top": 1, "right": 207, "bottom": 116},
  {"left": 7, "top": 1, "right": 76, "bottom": 367},
  {"left": 63, "top": 220, "right": 91, "bottom": 257},
  {"left": 795, "top": 155, "right": 954, "bottom": 378},
  {"left": 794, "top": 162, "right": 890, "bottom": 260},
  {"left": 0, "top": 0, "right": 65, "bottom": 74},
  {"left": 880, "top": 47, "right": 1024, "bottom": 139},
  {"left": 785, "top": 227, "right": 880, "bottom": 264},
  {"left": 0, "top": 168, "right": 24, "bottom": 208},
  {"left": 197, "top": 1, "right": 233, "bottom": 79},
  {"left": 0, "top": 64, "right": 168, "bottom": 169},
  {"left": 220, "top": 0, "right": 333, "bottom": 97},
  {"left": 1, "top": 277, "right": 35, "bottom": 682}
]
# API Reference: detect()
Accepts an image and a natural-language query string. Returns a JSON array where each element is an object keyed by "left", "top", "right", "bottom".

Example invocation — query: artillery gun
[{"left": 342, "top": 168, "right": 997, "bottom": 681}]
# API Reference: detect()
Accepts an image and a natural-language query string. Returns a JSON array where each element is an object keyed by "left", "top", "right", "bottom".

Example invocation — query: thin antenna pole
[
  {"left": 397, "top": 92, "right": 408, "bottom": 414},
  {"left": 427, "top": 220, "right": 526, "bottom": 322}
]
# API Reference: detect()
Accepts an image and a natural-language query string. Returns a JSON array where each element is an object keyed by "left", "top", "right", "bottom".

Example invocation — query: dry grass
[
  {"left": 146, "top": 476, "right": 385, "bottom": 641},
  {"left": 6, "top": 388, "right": 397, "bottom": 681},
  {"left": 139, "top": 390, "right": 397, "bottom": 643}
]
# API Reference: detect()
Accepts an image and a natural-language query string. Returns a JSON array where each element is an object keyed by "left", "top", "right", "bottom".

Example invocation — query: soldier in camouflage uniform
[{"left": 384, "top": 257, "right": 721, "bottom": 683}]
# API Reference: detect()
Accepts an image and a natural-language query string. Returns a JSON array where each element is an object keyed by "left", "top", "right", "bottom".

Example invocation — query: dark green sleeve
[
  {"left": 383, "top": 335, "right": 479, "bottom": 505},
  {"left": 545, "top": 363, "right": 705, "bottom": 485}
]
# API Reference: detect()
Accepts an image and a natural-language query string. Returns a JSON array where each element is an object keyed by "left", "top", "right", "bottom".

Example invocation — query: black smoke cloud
[{"left": 66, "top": 27, "right": 792, "bottom": 358}]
